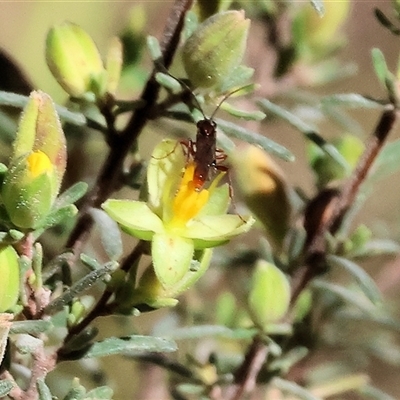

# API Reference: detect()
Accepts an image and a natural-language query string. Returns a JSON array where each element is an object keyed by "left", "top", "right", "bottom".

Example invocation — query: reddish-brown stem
[
  {"left": 226, "top": 336, "right": 268, "bottom": 400},
  {"left": 291, "top": 106, "right": 398, "bottom": 306}
]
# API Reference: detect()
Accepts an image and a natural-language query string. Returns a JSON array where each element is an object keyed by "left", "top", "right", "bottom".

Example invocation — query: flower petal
[
  {"left": 185, "top": 214, "right": 254, "bottom": 246},
  {"left": 197, "top": 183, "right": 230, "bottom": 217},
  {"left": 102, "top": 199, "right": 163, "bottom": 240},
  {"left": 152, "top": 232, "right": 194, "bottom": 288},
  {"left": 147, "top": 139, "right": 185, "bottom": 216}
]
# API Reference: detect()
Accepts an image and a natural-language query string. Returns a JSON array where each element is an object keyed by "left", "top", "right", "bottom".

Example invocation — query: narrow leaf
[
  {"left": 45, "top": 261, "right": 118, "bottom": 313},
  {"left": 371, "top": 48, "right": 389, "bottom": 87},
  {"left": 89, "top": 208, "right": 123, "bottom": 261},
  {"left": 10, "top": 320, "right": 53, "bottom": 335},
  {"left": 155, "top": 72, "right": 182, "bottom": 94},
  {"left": 327, "top": 255, "right": 382, "bottom": 305},
  {"left": 147, "top": 35, "right": 162, "bottom": 61},
  {"left": 353, "top": 239, "right": 400, "bottom": 257},
  {"left": 273, "top": 377, "right": 321, "bottom": 400},
  {"left": 55, "top": 182, "right": 88, "bottom": 209},
  {"left": 312, "top": 280, "right": 376, "bottom": 314},
  {"left": 321, "top": 94, "right": 384, "bottom": 109},
  {"left": 0, "top": 90, "right": 86, "bottom": 126},
  {"left": 0, "top": 380, "right": 14, "bottom": 397},
  {"left": 216, "top": 118, "right": 294, "bottom": 161},
  {"left": 220, "top": 102, "right": 266, "bottom": 121},
  {"left": 163, "top": 325, "right": 233, "bottom": 340},
  {"left": 336, "top": 309, "right": 400, "bottom": 331},
  {"left": 84, "top": 335, "right": 177, "bottom": 358},
  {"left": 257, "top": 99, "right": 347, "bottom": 169},
  {"left": 37, "top": 378, "right": 52, "bottom": 400},
  {"left": 85, "top": 386, "right": 114, "bottom": 400}
]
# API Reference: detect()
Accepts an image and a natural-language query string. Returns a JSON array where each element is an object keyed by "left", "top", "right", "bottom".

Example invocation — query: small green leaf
[
  {"left": 312, "top": 279, "right": 375, "bottom": 314},
  {"left": 155, "top": 72, "right": 182, "bottom": 94},
  {"left": 371, "top": 48, "right": 390, "bottom": 87},
  {"left": 80, "top": 254, "right": 102, "bottom": 270},
  {"left": 216, "top": 118, "right": 294, "bottom": 161},
  {"left": 0, "top": 380, "right": 14, "bottom": 397},
  {"left": 273, "top": 377, "right": 321, "bottom": 400},
  {"left": 15, "top": 334, "right": 43, "bottom": 354},
  {"left": 220, "top": 102, "right": 266, "bottom": 120},
  {"left": 89, "top": 208, "right": 123, "bottom": 261},
  {"left": 83, "top": 335, "right": 177, "bottom": 358},
  {"left": 45, "top": 261, "right": 118, "bottom": 314},
  {"left": 37, "top": 378, "right": 52, "bottom": 400},
  {"left": 321, "top": 94, "right": 385, "bottom": 109},
  {"left": 55, "top": 182, "right": 88, "bottom": 209},
  {"left": 64, "top": 379, "right": 86, "bottom": 400},
  {"left": 85, "top": 386, "right": 113, "bottom": 400},
  {"left": 257, "top": 99, "right": 347, "bottom": 169},
  {"left": 352, "top": 239, "right": 400, "bottom": 257},
  {"left": 10, "top": 320, "right": 53, "bottom": 335},
  {"left": 327, "top": 255, "right": 382, "bottom": 305},
  {"left": 163, "top": 325, "right": 233, "bottom": 340},
  {"left": 146, "top": 35, "right": 162, "bottom": 61}
]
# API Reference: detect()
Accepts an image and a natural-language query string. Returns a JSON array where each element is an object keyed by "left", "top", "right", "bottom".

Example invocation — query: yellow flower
[{"left": 102, "top": 139, "right": 254, "bottom": 289}]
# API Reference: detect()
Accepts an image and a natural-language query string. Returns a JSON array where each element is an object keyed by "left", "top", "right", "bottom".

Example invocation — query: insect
[
  {"left": 179, "top": 88, "right": 245, "bottom": 192},
  {"left": 185, "top": 110, "right": 228, "bottom": 191},
  {"left": 156, "top": 66, "right": 249, "bottom": 192}
]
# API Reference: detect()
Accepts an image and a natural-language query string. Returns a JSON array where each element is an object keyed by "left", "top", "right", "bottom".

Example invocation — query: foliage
[{"left": 0, "top": 1, "right": 400, "bottom": 399}]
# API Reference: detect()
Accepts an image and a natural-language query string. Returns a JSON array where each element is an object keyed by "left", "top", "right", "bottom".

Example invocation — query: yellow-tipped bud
[{"left": 231, "top": 145, "right": 292, "bottom": 245}]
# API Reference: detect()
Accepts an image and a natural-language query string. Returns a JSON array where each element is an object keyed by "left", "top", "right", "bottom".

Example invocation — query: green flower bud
[
  {"left": 182, "top": 10, "right": 250, "bottom": 88},
  {"left": 2, "top": 91, "right": 67, "bottom": 229},
  {"left": 231, "top": 145, "right": 292, "bottom": 246},
  {"left": 248, "top": 260, "right": 291, "bottom": 328},
  {"left": 0, "top": 246, "right": 20, "bottom": 313},
  {"left": 46, "top": 21, "right": 106, "bottom": 98},
  {"left": 131, "top": 266, "right": 179, "bottom": 309}
]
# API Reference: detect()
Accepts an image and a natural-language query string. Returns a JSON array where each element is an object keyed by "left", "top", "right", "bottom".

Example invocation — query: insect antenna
[{"left": 155, "top": 62, "right": 207, "bottom": 120}]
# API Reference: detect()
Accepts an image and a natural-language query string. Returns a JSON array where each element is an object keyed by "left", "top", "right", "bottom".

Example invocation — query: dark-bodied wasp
[{"left": 158, "top": 77, "right": 248, "bottom": 191}]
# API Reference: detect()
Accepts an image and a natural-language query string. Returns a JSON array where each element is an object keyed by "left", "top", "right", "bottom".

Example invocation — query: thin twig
[{"left": 226, "top": 336, "right": 268, "bottom": 400}]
